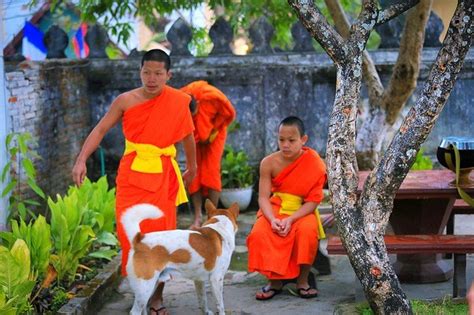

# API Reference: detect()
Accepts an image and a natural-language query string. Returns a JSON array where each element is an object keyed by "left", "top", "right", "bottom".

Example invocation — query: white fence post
[{"left": 0, "top": 4, "right": 10, "bottom": 230}]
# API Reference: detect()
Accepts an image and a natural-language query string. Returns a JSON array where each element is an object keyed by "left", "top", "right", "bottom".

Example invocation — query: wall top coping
[{"left": 5, "top": 48, "right": 474, "bottom": 73}]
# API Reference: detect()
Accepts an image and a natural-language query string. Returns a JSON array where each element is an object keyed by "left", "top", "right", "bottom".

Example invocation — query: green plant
[
  {"left": 411, "top": 148, "right": 433, "bottom": 170},
  {"left": 48, "top": 193, "right": 96, "bottom": 285},
  {"left": 0, "top": 215, "right": 52, "bottom": 280},
  {"left": 221, "top": 145, "right": 254, "bottom": 189},
  {"left": 0, "top": 239, "right": 36, "bottom": 314},
  {"left": 1, "top": 132, "right": 45, "bottom": 221},
  {"left": 70, "top": 176, "right": 118, "bottom": 260},
  {"left": 49, "top": 287, "right": 69, "bottom": 313},
  {"left": 356, "top": 297, "right": 468, "bottom": 314}
]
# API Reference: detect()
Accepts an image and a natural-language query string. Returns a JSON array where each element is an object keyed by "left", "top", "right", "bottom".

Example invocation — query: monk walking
[
  {"left": 72, "top": 49, "right": 196, "bottom": 315},
  {"left": 180, "top": 80, "right": 236, "bottom": 227},
  {"left": 247, "top": 116, "right": 326, "bottom": 300}
]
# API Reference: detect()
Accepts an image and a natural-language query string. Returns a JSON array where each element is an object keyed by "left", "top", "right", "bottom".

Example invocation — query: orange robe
[
  {"left": 115, "top": 86, "right": 193, "bottom": 275},
  {"left": 247, "top": 147, "right": 327, "bottom": 279},
  {"left": 180, "top": 81, "right": 236, "bottom": 195}
]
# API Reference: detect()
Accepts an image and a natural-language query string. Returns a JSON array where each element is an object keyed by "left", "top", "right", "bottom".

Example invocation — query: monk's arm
[
  {"left": 258, "top": 157, "right": 281, "bottom": 233},
  {"left": 72, "top": 98, "right": 123, "bottom": 186},
  {"left": 181, "top": 133, "right": 197, "bottom": 186}
]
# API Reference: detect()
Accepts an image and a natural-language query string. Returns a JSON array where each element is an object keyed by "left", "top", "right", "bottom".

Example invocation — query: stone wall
[
  {"left": 5, "top": 60, "right": 90, "bottom": 198},
  {"left": 89, "top": 49, "right": 474, "bottom": 168},
  {"left": 4, "top": 49, "right": 474, "bottom": 194}
]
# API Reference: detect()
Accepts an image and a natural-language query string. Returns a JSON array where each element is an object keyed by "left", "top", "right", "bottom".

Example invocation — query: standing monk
[
  {"left": 72, "top": 49, "right": 196, "bottom": 315},
  {"left": 180, "top": 80, "right": 236, "bottom": 227},
  {"left": 247, "top": 116, "right": 326, "bottom": 300}
]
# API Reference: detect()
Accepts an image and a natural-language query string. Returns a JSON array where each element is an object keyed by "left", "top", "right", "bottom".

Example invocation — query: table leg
[{"left": 389, "top": 198, "right": 455, "bottom": 283}]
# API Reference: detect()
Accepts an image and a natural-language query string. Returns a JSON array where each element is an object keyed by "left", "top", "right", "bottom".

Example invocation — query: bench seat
[{"left": 327, "top": 234, "right": 474, "bottom": 297}]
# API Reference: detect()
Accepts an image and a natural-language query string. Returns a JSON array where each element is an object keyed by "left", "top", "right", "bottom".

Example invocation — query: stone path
[{"left": 96, "top": 211, "right": 474, "bottom": 314}]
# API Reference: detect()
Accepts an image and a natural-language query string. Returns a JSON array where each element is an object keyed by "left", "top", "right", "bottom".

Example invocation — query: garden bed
[{"left": 57, "top": 255, "right": 121, "bottom": 315}]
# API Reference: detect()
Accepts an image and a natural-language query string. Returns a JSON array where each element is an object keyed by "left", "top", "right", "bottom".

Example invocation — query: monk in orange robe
[
  {"left": 180, "top": 80, "right": 236, "bottom": 227},
  {"left": 247, "top": 116, "right": 326, "bottom": 300},
  {"left": 72, "top": 49, "right": 196, "bottom": 315}
]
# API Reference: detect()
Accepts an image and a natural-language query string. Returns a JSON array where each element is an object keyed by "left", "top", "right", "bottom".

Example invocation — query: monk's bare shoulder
[
  {"left": 261, "top": 152, "right": 284, "bottom": 177},
  {"left": 113, "top": 88, "right": 144, "bottom": 111}
]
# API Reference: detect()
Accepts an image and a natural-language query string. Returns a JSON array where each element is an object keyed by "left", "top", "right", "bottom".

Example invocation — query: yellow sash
[
  {"left": 124, "top": 139, "right": 188, "bottom": 206},
  {"left": 273, "top": 192, "right": 326, "bottom": 239}
]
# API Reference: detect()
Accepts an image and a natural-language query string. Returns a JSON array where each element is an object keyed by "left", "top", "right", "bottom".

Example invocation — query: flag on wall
[
  {"left": 73, "top": 23, "right": 89, "bottom": 59},
  {"left": 22, "top": 21, "right": 47, "bottom": 61}
]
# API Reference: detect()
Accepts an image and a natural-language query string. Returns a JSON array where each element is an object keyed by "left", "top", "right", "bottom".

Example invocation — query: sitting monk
[
  {"left": 247, "top": 116, "right": 327, "bottom": 300},
  {"left": 180, "top": 80, "right": 236, "bottom": 227}
]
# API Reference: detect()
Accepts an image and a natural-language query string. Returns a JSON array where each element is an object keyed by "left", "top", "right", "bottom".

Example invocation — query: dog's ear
[
  {"left": 205, "top": 199, "right": 217, "bottom": 217},
  {"left": 229, "top": 202, "right": 240, "bottom": 218}
]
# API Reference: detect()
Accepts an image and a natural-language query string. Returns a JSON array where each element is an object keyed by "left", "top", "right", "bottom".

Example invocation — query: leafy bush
[
  {"left": 0, "top": 131, "right": 119, "bottom": 312},
  {"left": 1, "top": 132, "right": 45, "bottom": 221},
  {"left": 221, "top": 145, "right": 254, "bottom": 189},
  {"left": 69, "top": 177, "right": 118, "bottom": 260},
  {"left": 411, "top": 148, "right": 433, "bottom": 170},
  {"left": 0, "top": 239, "right": 36, "bottom": 314}
]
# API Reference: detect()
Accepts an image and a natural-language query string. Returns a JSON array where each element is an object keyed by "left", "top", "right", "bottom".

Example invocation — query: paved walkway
[{"left": 97, "top": 210, "right": 474, "bottom": 314}]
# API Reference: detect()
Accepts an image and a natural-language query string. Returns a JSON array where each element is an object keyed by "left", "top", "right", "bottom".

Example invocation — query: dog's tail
[{"left": 121, "top": 203, "right": 164, "bottom": 242}]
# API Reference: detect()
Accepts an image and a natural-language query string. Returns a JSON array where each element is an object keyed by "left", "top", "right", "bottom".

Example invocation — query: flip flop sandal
[
  {"left": 150, "top": 305, "right": 167, "bottom": 315},
  {"left": 297, "top": 286, "right": 318, "bottom": 299},
  {"left": 255, "top": 285, "right": 283, "bottom": 301}
]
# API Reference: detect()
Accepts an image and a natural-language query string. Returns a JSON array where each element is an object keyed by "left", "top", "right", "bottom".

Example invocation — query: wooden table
[{"left": 358, "top": 170, "right": 474, "bottom": 283}]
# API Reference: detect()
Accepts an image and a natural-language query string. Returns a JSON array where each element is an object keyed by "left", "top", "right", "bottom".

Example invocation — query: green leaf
[
  {"left": 26, "top": 178, "right": 45, "bottom": 199},
  {"left": 1, "top": 181, "right": 16, "bottom": 198},
  {"left": 10, "top": 239, "right": 30, "bottom": 283},
  {"left": 1, "top": 162, "right": 11, "bottom": 182},
  {"left": 22, "top": 159, "right": 36, "bottom": 178},
  {"left": 30, "top": 216, "right": 52, "bottom": 276},
  {"left": 88, "top": 249, "right": 118, "bottom": 260},
  {"left": 96, "top": 231, "right": 118, "bottom": 246}
]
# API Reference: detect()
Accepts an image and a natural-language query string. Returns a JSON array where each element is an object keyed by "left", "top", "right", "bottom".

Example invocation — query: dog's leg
[
  {"left": 194, "top": 280, "right": 212, "bottom": 315},
  {"left": 210, "top": 274, "right": 225, "bottom": 315},
  {"left": 128, "top": 277, "right": 157, "bottom": 315}
]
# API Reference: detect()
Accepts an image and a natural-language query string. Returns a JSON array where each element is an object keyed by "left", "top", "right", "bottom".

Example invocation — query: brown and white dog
[{"left": 121, "top": 200, "right": 239, "bottom": 315}]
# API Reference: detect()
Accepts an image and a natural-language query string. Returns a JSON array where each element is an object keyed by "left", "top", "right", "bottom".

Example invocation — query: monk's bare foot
[
  {"left": 189, "top": 218, "right": 202, "bottom": 229},
  {"left": 296, "top": 281, "right": 318, "bottom": 299},
  {"left": 255, "top": 280, "right": 283, "bottom": 300},
  {"left": 150, "top": 305, "right": 169, "bottom": 315}
]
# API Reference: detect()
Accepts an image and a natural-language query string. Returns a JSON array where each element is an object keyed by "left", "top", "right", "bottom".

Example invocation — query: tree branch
[
  {"left": 348, "top": 0, "right": 379, "bottom": 53},
  {"left": 324, "top": 0, "right": 384, "bottom": 107},
  {"left": 376, "top": 0, "right": 420, "bottom": 25},
  {"left": 288, "top": 0, "right": 348, "bottom": 64},
  {"left": 361, "top": 0, "right": 473, "bottom": 214},
  {"left": 382, "top": 0, "right": 432, "bottom": 125}
]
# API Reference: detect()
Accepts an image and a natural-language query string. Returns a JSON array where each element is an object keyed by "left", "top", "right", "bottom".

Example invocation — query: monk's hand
[
  {"left": 183, "top": 165, "right": 197, "bottom": 187},
  {"left": 278, "top": 217, "right": 293, "bottom": 237},
  {"left": 270, "top": 218, "right": 283, "bottom": 234},
  {"left": 72, "top": 160, "right": 87, "bottom": 187}
]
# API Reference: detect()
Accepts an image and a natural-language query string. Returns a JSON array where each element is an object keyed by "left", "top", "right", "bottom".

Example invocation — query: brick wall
[{"left": 5, "top": 60, "right": 90, "bottom": 199}]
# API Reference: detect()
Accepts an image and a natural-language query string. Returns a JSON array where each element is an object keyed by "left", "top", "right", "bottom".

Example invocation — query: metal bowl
[{"left": 436, "top": 137, "right": 474, "bottom": 170}]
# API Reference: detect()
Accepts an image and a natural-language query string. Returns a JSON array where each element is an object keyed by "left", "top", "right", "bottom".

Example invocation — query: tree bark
[{"left": 290, "top": 0, "right": 473, "bottom": 313}]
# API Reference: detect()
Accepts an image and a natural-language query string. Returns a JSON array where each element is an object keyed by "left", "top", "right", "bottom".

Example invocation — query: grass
[{"left": 356, "top": 298, "right": 468, "bottom": 314}]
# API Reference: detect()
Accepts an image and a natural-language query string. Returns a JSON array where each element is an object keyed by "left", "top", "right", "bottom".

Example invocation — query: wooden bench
[
  {"left": 327, "top": 234, "right": 474, "bottom": 297},
  {"left": 445, "top": 199, "right": 474, "bottom": 258},
  {"left": 447, "top": 199, "right": 474, "bottom": 235}
]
